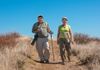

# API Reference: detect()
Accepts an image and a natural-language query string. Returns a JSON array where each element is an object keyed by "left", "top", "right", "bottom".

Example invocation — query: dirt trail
[{"left": 17, "top": 37, "right": 86, "bottom": 70}]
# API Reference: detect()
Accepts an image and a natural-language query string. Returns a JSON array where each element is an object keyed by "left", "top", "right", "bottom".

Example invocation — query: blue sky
[{"left": 0, "top": 0, "right": 100, "bottom": 37}]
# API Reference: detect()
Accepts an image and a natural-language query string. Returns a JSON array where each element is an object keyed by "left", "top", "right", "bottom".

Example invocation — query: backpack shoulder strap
[
  {"left": 32, "top": 22, "right": 39, "bottom": 31},
  {"left": 44, "top": 22, "right": 48, "bottom": 26}
]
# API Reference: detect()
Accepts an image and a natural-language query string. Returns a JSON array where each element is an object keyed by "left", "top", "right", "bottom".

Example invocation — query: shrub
[
  {"left": 0, "top": 32, "right": 20, "bottom": 48},
  {"left": 74, "top": 33, "right": 100, "bottom": 44}
]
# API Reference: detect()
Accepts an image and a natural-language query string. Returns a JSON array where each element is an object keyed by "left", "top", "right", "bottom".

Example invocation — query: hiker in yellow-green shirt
[{"left": 57, "top": 17, "right": 74, "bottom": 65}]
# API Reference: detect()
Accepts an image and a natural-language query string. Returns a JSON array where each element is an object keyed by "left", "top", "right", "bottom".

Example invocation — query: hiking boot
[
  {"left": 45, "top": 59, "right": 49, "bottom": 63},
  {"left": 40, "top": 59, "right": 44, "bottom": 63},
  {"left": 61, "top": 61, "right": 65, "bottom": 65},
  {"left": 40, "top": 60, "right": 44, "bottom": 63}
]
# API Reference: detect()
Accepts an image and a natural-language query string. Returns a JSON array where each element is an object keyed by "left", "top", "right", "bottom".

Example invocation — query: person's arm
[
  {"left": 47, "top": 24, "right": 53, "bottom": 34},
  {"left": 32, "top": 23, "right": 39, "bottom": 33},
  {"left": 57, "top": 29, "right": 60, "bottom": 39},
  {"left": 57, "top": 27, "right": 60, "bottom": 44},
  {"left": 47, "top": 24, "right": 51, "bottom": 33},
  {"left": 69, "top": 28, "right": 74, "bottom": 43}
]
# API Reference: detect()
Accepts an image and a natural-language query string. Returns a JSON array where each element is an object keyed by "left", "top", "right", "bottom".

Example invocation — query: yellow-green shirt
[{"left": 59, "top": 24, "right": 71, "bottom": 38}]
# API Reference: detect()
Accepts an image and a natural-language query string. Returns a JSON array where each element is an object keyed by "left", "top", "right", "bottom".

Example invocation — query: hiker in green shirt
[{"left": 57, "top": 17, "right": 74, "bottom": 65}]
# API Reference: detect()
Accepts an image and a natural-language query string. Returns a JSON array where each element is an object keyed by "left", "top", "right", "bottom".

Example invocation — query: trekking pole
[{"left": 50, "top": 34, "right": 55, "bottom": 61}]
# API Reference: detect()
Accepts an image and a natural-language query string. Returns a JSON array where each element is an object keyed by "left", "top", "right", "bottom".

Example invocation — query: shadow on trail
[
  {"left": 21, "top": 52, "right": 62, "bottom": 65},
  {"left": 33, "top": 59, "right": 62, "bottom": 65}
]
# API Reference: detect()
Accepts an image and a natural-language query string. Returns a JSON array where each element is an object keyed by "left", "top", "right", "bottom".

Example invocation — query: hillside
[{"left": 0, "top": 33, "right": 100, "bottom": 70}]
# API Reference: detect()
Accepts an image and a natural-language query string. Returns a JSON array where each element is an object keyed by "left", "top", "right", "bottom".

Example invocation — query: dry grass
[
  {"left": 0, "top": 36, "right": 34, "bottom": 70},
  {"left": 0, "top": 32, "right": 20, "bottom": 48},
  {"left": 0, "top": 33, "right": 100, "bottom": 70},
  {"left": 0, "top": 33, "right": 34, "bottom": 70},
  {"left": 74, "top": 33, "right": 100, "bottom": 44},
  {"left": 71, "top": 43, "right": 100, "bottom": 70}
]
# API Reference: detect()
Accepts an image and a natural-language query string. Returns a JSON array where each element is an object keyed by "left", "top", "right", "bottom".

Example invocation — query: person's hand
[
  {"left": 71, "top": 40, "right": 74, "bottom": 44},
  {"left": 37, "top": 26, "right": 42, "bottom": 32},
  {"left": 49, "top": 31, "right": 53, "bottom": 34},
  {"left": 36, "top": 28, "right": 41, "bottom": 32}
]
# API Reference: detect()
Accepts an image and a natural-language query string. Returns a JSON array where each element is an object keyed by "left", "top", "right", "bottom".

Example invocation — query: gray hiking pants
[
  {"left": 59, "top": 38, "right": 71, "bottom": 62},
  {"left": 36, "top": 37, "right": 50, "bottom": 60}
]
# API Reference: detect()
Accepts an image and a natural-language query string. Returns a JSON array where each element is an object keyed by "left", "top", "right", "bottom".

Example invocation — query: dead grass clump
[
  {"left": 74, "top": 33, "right": 90, "bottom": 44},
  {"left": 0, "top": 32, "right": 20, "bottom": 48},
  {"left": 0, "top": 37, "right": 34, "bottom": 70},
  {"left": 74, "top": 33, "right": 100, "bottom": 44},
  {"left": 71, "top": 44, "right": 100, "bottom": 69}
]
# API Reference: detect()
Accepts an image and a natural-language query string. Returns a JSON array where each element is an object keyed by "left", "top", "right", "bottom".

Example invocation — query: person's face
[
  {"left": 62, "top": 19, "right": 67, "bottom": 25},
  {"left": 38, "top": 17, "right": 43, "bottom": 23}
]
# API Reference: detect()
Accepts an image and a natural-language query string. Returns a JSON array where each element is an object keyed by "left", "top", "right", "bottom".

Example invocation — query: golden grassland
[{"left": 0, "top": 32, "right": 100, "bottom": 70}]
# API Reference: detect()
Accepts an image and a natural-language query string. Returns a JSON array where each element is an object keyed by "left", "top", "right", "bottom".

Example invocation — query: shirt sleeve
[{"left": 32, "top": 23, "right": 38, "bottom": 33}]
